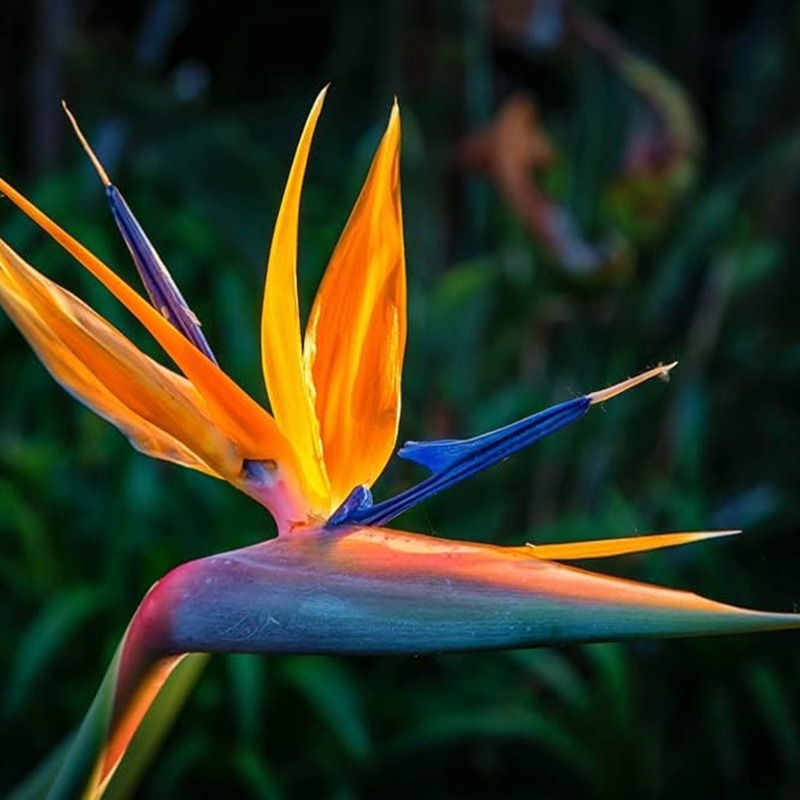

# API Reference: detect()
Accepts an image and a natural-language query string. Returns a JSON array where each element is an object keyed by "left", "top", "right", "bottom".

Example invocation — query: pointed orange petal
[
  {"left": 0, "top": 177, "right": 293, "bottom": 472},
  {"left": 1, "top": 285, "right": 214, "bottom": 476},
  {"left": 261, "top": 88, "right": 331, "bottom": 514},
  {"left": 526, "top": 530, "right": 740, "bottom": 561},
  {"left": 0, "top": 240, "right": 239, "bottom": 477},
  {"left": 304, "top": 102, "right": 406, "bottom": 508}
]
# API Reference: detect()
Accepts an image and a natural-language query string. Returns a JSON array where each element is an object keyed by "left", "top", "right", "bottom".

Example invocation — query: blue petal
[
  {"left": 327, "top": 485, "right": 374, "bottom": 526},
  {"left": 328, "top": 394, "right": 590, "bottom": 528},
  {"left": 106, "top": 185, "right": 218, "bottom": 363},
  {"left": 397, "top": 438, "right": 467, "bottom": 473}
]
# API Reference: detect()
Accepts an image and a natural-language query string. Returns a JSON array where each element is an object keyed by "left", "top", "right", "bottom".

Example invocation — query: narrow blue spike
[
  {"left": 62, "top": 103, "right": 218, "bottom": 363},
  {"left": 327, "top": 395, "right": 590, "bottom": 528},
  {"left": 106, "top": 186, "right": 218, "bottom": 363}
]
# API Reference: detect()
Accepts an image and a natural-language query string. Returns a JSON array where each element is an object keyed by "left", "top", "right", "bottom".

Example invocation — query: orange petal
[
  {"left": 0, "top": 240, "right": 240, "bottom": 478},
  {"left": 261, "top": 88, "right": 331, "bottom": 513},
  {"left": 526, "top": 529, "right": 739, "bottom": 561},
  {"left": 0, "top": 177, "right": 294, "bottom": 471},
  {"left": 304, "top": 101, "right": 406, "bottom": 508}
]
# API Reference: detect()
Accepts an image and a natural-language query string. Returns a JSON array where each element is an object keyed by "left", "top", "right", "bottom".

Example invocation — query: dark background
[{"left": 3, "top": 1, "right": 800, "bottom": 797}]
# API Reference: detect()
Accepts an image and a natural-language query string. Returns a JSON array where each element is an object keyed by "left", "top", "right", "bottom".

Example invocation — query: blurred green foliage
[{"left": 3, "top": 1, "right": 800, "bottom": 797}]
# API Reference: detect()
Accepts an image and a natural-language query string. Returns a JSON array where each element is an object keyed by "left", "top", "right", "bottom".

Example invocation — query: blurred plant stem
[{"left": 30, "top": 0, "right": 82, "bottom": 174}]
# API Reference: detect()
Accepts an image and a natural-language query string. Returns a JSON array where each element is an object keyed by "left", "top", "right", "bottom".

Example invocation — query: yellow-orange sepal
[
  {"left": 305, "top": 101, "right": 406, "bottom": 508},
  {"left": 261, "top": 87, "right": 331, "bottom": 514},
  {"left": 0, "top": 177, "right": 295, "bottom": 473},
  {"left": 0, "top": 240, "right": 240, "bottom": 478}
]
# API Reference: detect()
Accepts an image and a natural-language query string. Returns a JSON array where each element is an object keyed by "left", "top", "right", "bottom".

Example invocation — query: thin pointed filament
[{"left": 63, "top": 103, "right": 217, "bottom": 363}]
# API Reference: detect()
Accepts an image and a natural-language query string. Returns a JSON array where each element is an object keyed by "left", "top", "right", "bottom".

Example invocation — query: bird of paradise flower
[{"left": 2, "top": 88, "right": 799, "bottom": 799}]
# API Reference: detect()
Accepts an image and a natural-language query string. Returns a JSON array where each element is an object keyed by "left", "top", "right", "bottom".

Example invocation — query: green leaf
[
  {"left": 103, "top": 654, "right": 208, "bottom": 800},
  {"left": 281, "top": 657, "right": 370, "bottom": 761},
  {"left": 5, "top": 586, "right": 102, "bottom": 717}
]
